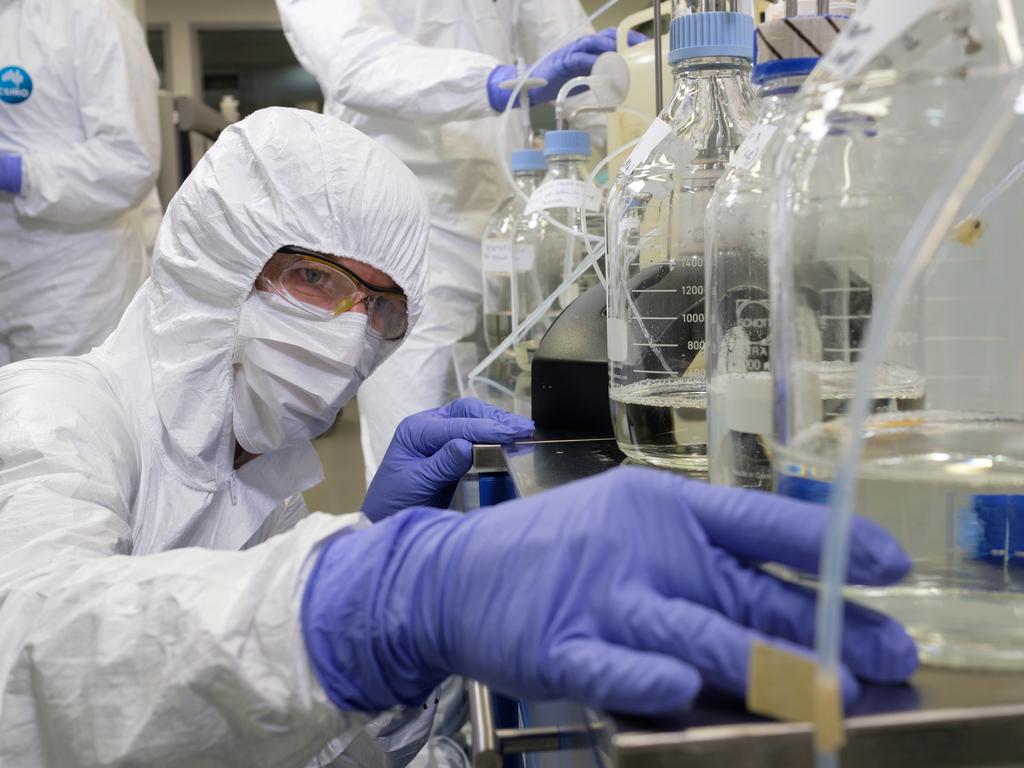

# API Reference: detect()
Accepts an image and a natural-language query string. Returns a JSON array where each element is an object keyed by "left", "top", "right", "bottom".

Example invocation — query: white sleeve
[
  {"left": 513, "top": 0, "right": 594, "bottom": 65},
  {"left": 0, "top": 386, "right": 364, "bottom": 768},
  {"left": 15, "top": 0, "right": 160, "bottom": 226},
  {"left": 276, "top": 0, "right": 501, "bottom": 124},
  {"left": 512, "top": 1, "right": 606, "bottom": 147}
]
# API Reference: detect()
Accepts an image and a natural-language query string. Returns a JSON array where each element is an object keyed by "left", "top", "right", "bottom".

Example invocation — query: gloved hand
[
  {"left": 0, "top": 154, "right": 22, "bottom": 194},
  {"left": 303, "top": 467, "right": 918, "bottom": 714},
  {"left": 361, "top": 397, "right": 534, "bottom": 522},
  {"left": 488, "top": 28, "right": 648, "bottom": 112}
]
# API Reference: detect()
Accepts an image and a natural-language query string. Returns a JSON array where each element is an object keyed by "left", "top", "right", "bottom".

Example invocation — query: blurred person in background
[
  {"left": 276, "top": 0, "right": 638, "bottom": 479},
  {"left": 0, "top": 0, "right": 160, "bottom": 364}
]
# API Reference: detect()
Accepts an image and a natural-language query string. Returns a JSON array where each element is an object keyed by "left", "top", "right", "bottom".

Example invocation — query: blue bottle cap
[
  {"left": 543, "top": 130, "right": 591, "bottom": 158},
  {"left": 669, "top": 12, "right": 755, "bottom": 64},
  {"left": 510, "top": 149, "right": 548, "bottom": 173}
]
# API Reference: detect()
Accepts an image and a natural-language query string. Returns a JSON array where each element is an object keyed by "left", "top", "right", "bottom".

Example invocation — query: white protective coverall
[
  {"left": 275, "top": 0, "right": 593, "bottom": 478},
  {"left": 0, "top": 0, "right": 160, "bottom": 364},
  {"left": 0, "top": 107, "right": 458, "bottom": 768}
]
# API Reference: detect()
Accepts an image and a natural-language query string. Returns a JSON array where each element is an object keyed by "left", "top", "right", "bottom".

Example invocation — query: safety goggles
[{"left": 260, "top": 245, "right": 409, "bottom": 341}]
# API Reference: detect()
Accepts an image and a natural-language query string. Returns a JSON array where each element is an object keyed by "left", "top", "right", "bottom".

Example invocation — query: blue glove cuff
[
  {"left": 301, "top": 509, "right": 456, "bottom": 712},
  {"left": 487, "top": 64, "right": 525, "bottom": 113},
  {"left": 0, "top": 154, "right": 22, "bottom": 195}
]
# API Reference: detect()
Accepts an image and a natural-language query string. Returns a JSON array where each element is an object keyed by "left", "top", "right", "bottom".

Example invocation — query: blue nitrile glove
[
  {"left": 303, "top": 467, "right": 918, "bottom": 715},
  {"left": 488, "top": 28, "right": 648, "bottom": 112},
  {"left": 0, "top": 154, "right": 22, "bottom": 194},
  {"left": 361, "top": 397, "right": 534, "bottom": 522}
]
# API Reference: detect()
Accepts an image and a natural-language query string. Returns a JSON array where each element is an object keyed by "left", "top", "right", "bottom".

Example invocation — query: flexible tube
[
  {"left": 582, "top": 136, "right": 643, "bottom": 289},
  {"left": 470, "top": 0, "right": 623, "bottom": 389},
  {"left": 798, "top": 73, "right": 1024, "bottom": 768},
  {"left": 497, "top": 0, "right": 623, "bottom": 246},
  {"left": 556, "top": 76, "right": 594, "bottom": 128},
  {"left": 468, "top": 241, "right": 607, "bottom": 381}
]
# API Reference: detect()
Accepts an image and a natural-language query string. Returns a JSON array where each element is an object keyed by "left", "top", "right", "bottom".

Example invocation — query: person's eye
[{"left": 301, "top": 268, "right": 324, "bottom": 285}]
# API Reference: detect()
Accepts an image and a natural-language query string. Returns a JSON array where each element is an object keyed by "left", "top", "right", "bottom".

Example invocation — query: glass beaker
[
  {"left": 513, "top": 129, "right": 604, "bottom": 371},
  {"left": 606, "top": 10, "right": 757, "bottom": 472},
  {"left": 772, "top": 0, "right": 1024, "bottom": 669},
  {"left": 481, "top": 149, "right": 547, "bottom": 354},
  {"left": 706, "top": 14, "right": 848, "bottom": 489}
]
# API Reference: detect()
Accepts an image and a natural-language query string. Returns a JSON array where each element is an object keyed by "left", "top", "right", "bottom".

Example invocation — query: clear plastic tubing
[
  {"left": 803, "top": 74, "right": 1024, "bottom": 768},
  {"left": 496, "top": 0, "right": 623, "bottom": 245}
]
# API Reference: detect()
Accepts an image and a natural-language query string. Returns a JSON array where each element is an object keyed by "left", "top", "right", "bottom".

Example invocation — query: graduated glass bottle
[
  {"left": 481, "top": 149, "right": 547, "bottom": 355},
  {"left": 513, "top": 129, "right": 603, "bottom": 371},
  {"left": 705, "top": 13, "right": 847, "bottom": 488},
  {"left": 606, "top": 8, "right": 757, "bottom": 472},
  {"left": 772, "top": 0, "right": 1024, "bottom": 669}
]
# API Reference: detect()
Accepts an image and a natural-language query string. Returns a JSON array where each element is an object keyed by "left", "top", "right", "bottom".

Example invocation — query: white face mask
[{"left": 232, "top": 290, "right": 380, "bottom": 455}]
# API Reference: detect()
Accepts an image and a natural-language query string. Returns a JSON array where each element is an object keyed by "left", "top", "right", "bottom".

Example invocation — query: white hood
[{"left": 94, "top": 107, "right": 430, "bottom": 490}]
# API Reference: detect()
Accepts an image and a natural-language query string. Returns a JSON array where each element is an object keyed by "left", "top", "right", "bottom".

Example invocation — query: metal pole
[
  {"left": 467, "top": 681, "right": 502, "bottom": 768},
  {"left": 652, "top": 0, "right": 664, "bottom": 115},
  {"left": 817, "top": 0, "right": 829, "bottom": 13},
  {"left": 694, "top": 0, "right": 739, "bottom": 10},
  {"left": 785, "top": 0, "right": 798, "bottom": 15}
]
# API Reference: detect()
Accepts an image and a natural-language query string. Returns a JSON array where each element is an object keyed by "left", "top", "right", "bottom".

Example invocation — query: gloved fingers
[
  {"left": 437, "top": 398, "right": 534, "bottom": 434},
  {"left": 680, "top": 480, "right": 912, "bottom": 586},
  {"left": 716, "top": 561, "right": 919, "bottom": 683},
  {"left": 549, "top": 637, "right": 702, "bottom": 714},
  {"left": 415, "top": 416, "right": 530, "bottom": 453},
  {"left": 618, "top": 597, "right": 862, "bottom": 707},
  {"left": 572, "top": 32, "right": 619, "bottom": 56},
  {"left": 423, "top": 439, "right": 475, "bottom": 486},
  {"left": 559, "top": 52, "right": 602, "bottom": 80},
  {"left": 599, "top": 27, "right": 649, "bottom": 46}
]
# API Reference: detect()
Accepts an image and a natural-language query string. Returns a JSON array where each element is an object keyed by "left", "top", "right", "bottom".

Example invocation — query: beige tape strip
[
  {"left": 747, "top": 641, "right": 846, "bottom": 752},
  {"left": 951, "top": 216, "right": 985, "bottom": 247}
]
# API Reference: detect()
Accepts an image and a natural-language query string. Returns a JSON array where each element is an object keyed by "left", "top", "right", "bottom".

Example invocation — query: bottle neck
[
  {"left": 754, "top": 74, "right": 809, "bottom": 124},
  {"left": 666, "top": 57, "right": 753, "bottom": 112},
  {"left": 513, "top": 169, "right": 546, "bottom": 194},
  {"left": 671, "top": 56, "right": 751, "bottom": 83},
  {"left": 545, "top": 155, "right": 590, "bottom": 181},
  {"left": 662, "top": 57, "right": 756, "bottom": 144}
]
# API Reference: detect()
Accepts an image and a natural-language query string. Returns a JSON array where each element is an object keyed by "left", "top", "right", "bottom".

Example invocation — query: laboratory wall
[
  {"left": 147, "top": 0, "right": 280, "bottom": 97},
  {"left": 148, "top": 0, "right": 658, "bottom": 102}
]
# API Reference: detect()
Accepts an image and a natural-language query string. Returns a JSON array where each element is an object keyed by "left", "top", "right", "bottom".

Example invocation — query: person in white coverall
[
  {"left": 0, "top": 106, "right": 536, "bottom": 767},
  {"left": 0, "top": 0, "right": 160, "bottom": 364},
  {"left": 0, "top": 107, "right": 922, "bottom": 768},
  {"left": 275, "top": 0, "right": 625, "bottom": 478}
]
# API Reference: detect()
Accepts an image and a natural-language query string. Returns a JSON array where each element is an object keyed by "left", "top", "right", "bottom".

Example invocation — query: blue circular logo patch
[{"left": 0, "top": 66, "right": 33, "bottom": 104}]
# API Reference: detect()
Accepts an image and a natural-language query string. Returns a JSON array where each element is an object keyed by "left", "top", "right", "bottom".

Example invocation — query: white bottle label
[
  {"left": 822, "top": 0, "right": 949, "bottom": 81},
  {"left": 620, "top": 118, "right": 674, "bottom": 177},
  {"left": 730, "top": 125, "right": 778, "bottom": 171},
  {"left": 481, "top": 239, "right": 513, "bottom": 273},
  {"left": 721, "top": 373, "right": 773, "bottom": 436},
  {"left": 525, "top": 179, "right": 602, "bottom": 215},
  {"left": 607, "top": 317, "right": 628, "bottom": 363}
]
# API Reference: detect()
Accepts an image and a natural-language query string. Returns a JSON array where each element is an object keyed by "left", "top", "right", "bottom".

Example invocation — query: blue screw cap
[
  {"left": 669, "top": 12, "right": 755, "bottom": 64},
  {"left": 543, "top": 130, "right": 591, "bottom": 158},
  {"left": 510, "top": 149, "right": 548, "bottom": 173}
]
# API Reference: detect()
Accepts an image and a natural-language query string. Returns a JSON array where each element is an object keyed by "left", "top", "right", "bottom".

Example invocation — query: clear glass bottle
[
  {"left": 771, "top": 0, "right": 1024, "bottom": 668},
  {"left": 705, "top": 14, "right": 848, "bottom": 489},
  {"left": 606, "top": 9, "right": 757, "bottom": 472},
  {"left": 481, "top": 149, "right": 547, "bottom": 354},
  {"left": 513, "top": 129, "right": 604, "bottom": 371}
]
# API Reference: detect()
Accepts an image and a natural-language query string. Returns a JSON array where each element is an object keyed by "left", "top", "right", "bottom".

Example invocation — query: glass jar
[
  {"left": 771, "top": 0, "right": 1024, "bottom": 669},
  {"left": 606, "top": 10, "right": 757, "bottom": 472},
  {"left": 705, "top": 14, "right": 848, "bottom": 489},
  {"left": 513, "top": 129, "right": 604, "bottom": 371},
  {"left": 481, "top": 149, "right": 547, "bottom": 354}
]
